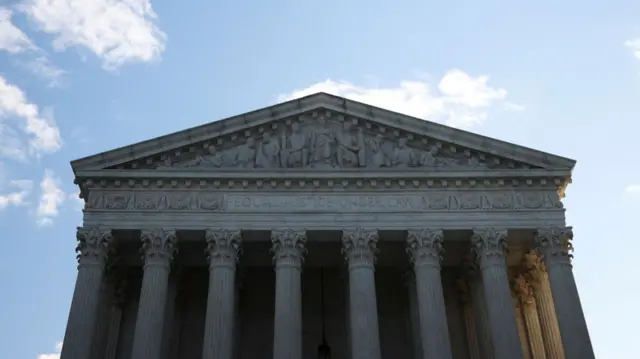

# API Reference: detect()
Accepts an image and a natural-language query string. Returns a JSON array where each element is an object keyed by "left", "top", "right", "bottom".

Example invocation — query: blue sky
[{"left": 0, "top": 0, "right": 639, "bottom": 358}]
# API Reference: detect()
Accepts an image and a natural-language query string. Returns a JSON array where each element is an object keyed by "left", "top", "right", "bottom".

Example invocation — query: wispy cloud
[
  {"left": 278, "top": 69, "right": 520, "bottom": 129},
  {"left": 0, "top": 7, "right": 36, "bottom": 53},
  {"left": 626, "top": 184, "right": 640, "bottom": 196},
  {"left": 0, "top": 178, "right": 33, "bottom": 209},
  {"left": 0, "top": 75, "right": 62, "bottom": 160},
  {"left": 0, "top": 6, "right": 65, "bottom": 85},
  {"left": 19, "top": 0, "right": 167, "bottom": 70},
  {"left": 36, "top": 169, "right": 65, "bottom": 226},
  {"left": 625, "top": 39, "right": 640, "bottom": 60},
  {"left": 37, "top": 341, "right": 62, "bottom": 359}
]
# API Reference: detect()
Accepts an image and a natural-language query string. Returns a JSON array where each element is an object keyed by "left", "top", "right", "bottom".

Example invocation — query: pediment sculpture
[{"left": 156, "top": 117, "right": 508, "bottom": 170}]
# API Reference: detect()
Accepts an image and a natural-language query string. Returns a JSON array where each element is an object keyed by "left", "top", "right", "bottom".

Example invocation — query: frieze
[
  {"left": 85, "top": 190, "right": 563, "bottom": 213},
  {"left": 117, "top": 111, "right": 537, "bottom": 171}
]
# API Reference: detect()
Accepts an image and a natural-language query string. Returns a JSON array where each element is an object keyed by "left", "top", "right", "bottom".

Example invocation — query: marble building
[{"left": 61, "top": 92, "right": 594, "bottom": 359}]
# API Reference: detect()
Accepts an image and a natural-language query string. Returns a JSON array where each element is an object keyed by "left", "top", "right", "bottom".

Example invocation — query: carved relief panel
[{"left": 120, "top": 110, "right": 535, "bottom": 171}]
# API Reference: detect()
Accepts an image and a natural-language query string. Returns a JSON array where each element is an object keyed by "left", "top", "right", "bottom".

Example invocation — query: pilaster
[
  {"left": 60, "top": 227, "right": 112, "bottom": 359},
  {"left": 131, "top": 228, "right": 177, "bottom": 359},
  {"left": 535, "top": 227, "right": 594, "bottom": 359},
  {"left": 342, "top": 228, "right": 382, "bottom": 359},
  {"left": 406, "top": 229, "right": 453, "bottom": 359},
  {"left": 471, "top": 228, "right": 523, "bottom": 359},
  {"left": 271, "top": 229, "right": 306, "bottom": 359}
]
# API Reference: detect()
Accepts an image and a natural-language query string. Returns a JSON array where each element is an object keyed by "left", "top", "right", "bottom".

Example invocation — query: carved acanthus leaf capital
[
  {"left": 76, "top": 227, "right": 113, "bottom": 266},
  {"left": 471, "top": 228, "right": 508, "bottom": 268},
  {"left": 512, "top": 274, "right": 535, "bottom": 306},
  {"left": 205, "top": 229, "right": 242, "bottom": 268},
  {"left": 535, "top": 227, "right": 574, "bottom": 266},
  {"left": 406, "top": 229, "right": 444, "bottom": 268},
  {"left": 521, "top": 250, "right": 546, "bottom": 287},
  {"left": 270, "top": 229, "right": 307, "bottom": 268},
  {"left": 140, "top": 228, "right": 178, "bottom": 265},
  {"left": 342, "top": 228, "right": 379, "bottom": 268}
]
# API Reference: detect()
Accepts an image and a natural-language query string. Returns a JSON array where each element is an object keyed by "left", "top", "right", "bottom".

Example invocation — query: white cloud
[
  {"left": 22, "top": 56, "right": 67, "bottom": 87},
  {"left": 36, "top": 169, "right": 65, "bottom": 226},
  {"left": 277, "top": 69, "right": 519, "bottom": 129},
  {"left": 625, "top": 39, "right": 640, "bottom": 60},
  {"left": 0, "top": 7, "right": 36, "bottom": 53},
  {"left": 19, "top": 0, "right": 167, "bottom": 69},
  {"left": 626, "top": 184, "right": 640, "bottom": 196},
  {"left": 0, "top": 74, "right": 62, "bottom": 159},
  {"left": 68, "top": 190, "right": 84, "bottom": 210},
  {"left": 0, "top": 178, "right": 33, "bottom": 209},
  {"left": 37, "top": 341, "right": 62, "bottom": 359}
]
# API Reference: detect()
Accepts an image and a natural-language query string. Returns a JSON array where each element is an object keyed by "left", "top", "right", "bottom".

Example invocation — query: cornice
[{"left": 74, "top": 169, "right": 568, "bottom": 200}]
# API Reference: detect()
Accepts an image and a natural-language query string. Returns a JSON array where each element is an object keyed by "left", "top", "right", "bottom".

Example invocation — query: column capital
[
  {"left": 471, "top": 228, "right": 508, "bottom": 268},
  {"left": 342, "top": 228, "right": 379, "bottom": 268},
  {"left": 270, "top": 229, "right": 307, "bottom": 268},
  {"left": 205, "top": 229, "right": 242, "bottom": 269},
  {"left": 512, "top": 274, "right": 535, "bottom": 307},
  {"left": 76, "top": 227, "right": 113, "bottom": 267},
  {"left": 534, "top": 227, "right": 574, "bottom": 266},
  {"left": 521, "top": 250, "right": 546, "bottom": 289},
  {"left": 140, "top": 228, "right": 177, "bottom": 266},
  {"left": 406, "top": 229, "right": 444, "bottom": 269}
]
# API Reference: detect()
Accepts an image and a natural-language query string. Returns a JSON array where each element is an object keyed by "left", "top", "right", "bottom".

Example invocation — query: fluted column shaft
[
  {"left": 535, "top": 227, "right": 594, "bottom": 359},
  {"left": 512, "top": 297, "right": 531, "bottom": 359},
  {"left": 407, "top": 229, "right": 453, "bottom": 359},
  {"left": 202, "top": 229, "right": 242, "bottom": 359},
  {"left": 104, "top": 273, "right": 128, "bottom": 359},
  {"left": 405, "top": 272, "right": 423, "bottom": 359},
  {"left": 456, "top": 277, "right": 481, "bottom": 359},
  {"left": 271, "top": 229, "right": 306, "bottom": 359},
  {"left": 522, "top": 251, "right": 565, "bottom": 359},
  {"left": 60, "top": 228, "right": 112, "bottom": 359},
  {"left": 514, "top": 273, "right": 547, "bottom": 359},
  {"left": 343, "top": 229, "right": 382, "bottom": 359},
  {"left": 131, "top": 229, "right": 177, "bottom": 359},
  {"left": 471, "top": 229, "right": 523, "bottom": 359}
]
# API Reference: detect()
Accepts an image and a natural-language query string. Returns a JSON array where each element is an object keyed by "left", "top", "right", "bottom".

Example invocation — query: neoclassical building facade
[{"left": 62, "top": 93, "right": 594, "bottom": 359}]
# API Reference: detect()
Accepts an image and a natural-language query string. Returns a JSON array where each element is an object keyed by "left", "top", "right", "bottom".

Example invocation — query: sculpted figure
[
  {"left": 418, "top": 146, "right": 438, "bottom": 167},
  {"left": 392, "top": 138, "right": 417, "bottom": 167},
  {"left": 336, "top": 121, "right": 361, "bottom": 168},
  {"left": 367, "top": 134, "right": 390, "bottom": 168},
  {"left": 230, "top": 137, "right": 256, "bottom": 168},
  {"left": 281, "top": 122, "right": 309, "bottom": 168},
  {"left": 256, "top": 132, "right": 281, "bottom": 168},
  {"left": 309, "top": 118, "right": 336, "bottom": 168},
  {"left": 467, "top": 155, "right": 483, "bottom": 168}
]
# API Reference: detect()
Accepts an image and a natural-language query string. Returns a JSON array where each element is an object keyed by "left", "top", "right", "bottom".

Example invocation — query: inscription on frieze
[{"left": 86, "top": 190, "right": 563, "bottom": 213}]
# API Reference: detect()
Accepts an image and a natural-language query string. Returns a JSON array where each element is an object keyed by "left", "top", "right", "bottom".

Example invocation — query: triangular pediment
[{"left": 70, "top": 93, "right": 575, "bottom": 173}]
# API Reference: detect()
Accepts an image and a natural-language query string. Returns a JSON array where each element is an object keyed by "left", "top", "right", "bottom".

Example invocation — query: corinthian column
[
  {"left": 403, "top": 271, "right": 423, "bottom": 359},
  {"left": 202, "top": 229, "right": 242, "bottom": 359},
  {"left": 60, "top": 227, "right": 112, "bottom": 359},
  {"left": 514, "top": 275, "right": 546, "bottom": 359},
  {"left": 131, "top": 228, "right": 178, "bottom": 359},
  {"left": 104, "top": 271, "right": 128, "bottom": 359},
  {"left": 406, "top": 229, "right": 452, "bottom": 359},
  {"left": 342, "top": 229, "right": 382, "bottom": 359},
  {"left": 535, "top": 227, "right": 594, "bottom": 359},
  {"left": 522, "top": 250, "right": 565, "bottom": 359},
  {"left": 271, "top": 229, "right": 306, "bottom": 359},
  {"left": 455, "top": 276, "right": 481, "bottom": 359},
  {"left": 471, "top": 229, "right": 523, "bottom": 359}
]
